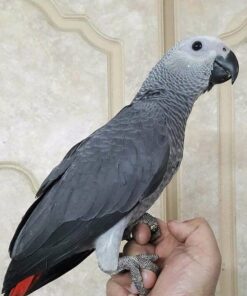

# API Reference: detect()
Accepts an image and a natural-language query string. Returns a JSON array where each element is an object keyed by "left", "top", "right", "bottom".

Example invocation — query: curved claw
[{"left": 123, "top": 213, "right": 161, "bottom": 242}]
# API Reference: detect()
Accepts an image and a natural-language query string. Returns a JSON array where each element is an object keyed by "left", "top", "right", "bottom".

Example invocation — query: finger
[
  {"left": 123, "top": 239, "right": 155, "bottom": 257},
  {"left": 107, "top": 273, "right": 138, "bottom": 296},
  {"left": 167, "top": 217, "right": 222, "bottom": 286},
  {"left": 149, "top": 220, "right": 181, "bottom": 263},
  {"left": 108, "top": 270, "right": 157, "bottom": 294},
  {"left": 132, "top": 224, "right": 151, "bottom": 245},
  {"left": 167, "top": 218, "right": 221, "bottom": 260},
  {"left": 185, "top": 218, "right": 221, "bottom": 262},
  {"left": 106, "top": 276, "right": 129, "bottom": 296},
  {"left": 167, "top": 219, "right": 197, "bottom": 243},
  {"left": 142, "top": 270, "right": 157, "bottom": 289},
  {"left": 132, "top": 218, "right": 167, "bottom": 245},
  {"left": 122, "top": 241, "right": 157, "bottom": 290}
]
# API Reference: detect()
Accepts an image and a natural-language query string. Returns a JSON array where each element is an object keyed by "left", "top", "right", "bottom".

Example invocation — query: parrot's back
[{"left": 3, "top": 97, "right": 173, "bottom": 295}]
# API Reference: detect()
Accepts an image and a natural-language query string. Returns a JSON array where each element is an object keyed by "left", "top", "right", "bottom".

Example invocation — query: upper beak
[{"left": 207, "top": 50, "right": 239, "bottom": 91}]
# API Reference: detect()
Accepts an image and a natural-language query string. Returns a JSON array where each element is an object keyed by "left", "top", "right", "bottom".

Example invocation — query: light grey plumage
[{"left": 3, "top": 36, "right": 239, "bottom": 296}]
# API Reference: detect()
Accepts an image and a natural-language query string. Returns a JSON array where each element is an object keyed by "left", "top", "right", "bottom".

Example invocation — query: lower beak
[{"left": 207, "top": 50, "right": 239, "bottom": 91}]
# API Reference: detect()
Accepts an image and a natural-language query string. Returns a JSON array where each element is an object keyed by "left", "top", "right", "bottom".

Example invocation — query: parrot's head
[{"left": 154, "top": 35, "right": 239, "bottom": 98}]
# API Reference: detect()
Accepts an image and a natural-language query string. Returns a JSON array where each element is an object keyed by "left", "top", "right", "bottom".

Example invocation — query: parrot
[{"left": 2, "top": 36, "right": 239, "bottom": 296}]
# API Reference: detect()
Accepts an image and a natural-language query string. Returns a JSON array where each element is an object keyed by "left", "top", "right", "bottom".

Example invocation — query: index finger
[
  {"left": 132, "top": 223, "right": 151, "bottom": 245},
  {"left": 132, "top": 218, "right": 167, "bottom": 245}
]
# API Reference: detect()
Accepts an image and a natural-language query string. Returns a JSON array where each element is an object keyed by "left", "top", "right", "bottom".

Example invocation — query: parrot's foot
[
  {"left": 115, "top": 254, "right": 159, "bottom": 296},
  {"left": 123, "top": 213, "right": 161, "bottom": 242}
]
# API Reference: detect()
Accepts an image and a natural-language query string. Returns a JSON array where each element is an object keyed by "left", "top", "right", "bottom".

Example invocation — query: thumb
[{"left": 167, "top": 218, "right": 207, "bottom": 243}]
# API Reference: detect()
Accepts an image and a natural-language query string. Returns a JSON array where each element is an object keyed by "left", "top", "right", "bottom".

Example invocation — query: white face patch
[
  {"left": 163, "top": 35, "right": 230, "bottom": 84},
  {"left": 177, "top": 35, "right": 230, "bottom": 60}
]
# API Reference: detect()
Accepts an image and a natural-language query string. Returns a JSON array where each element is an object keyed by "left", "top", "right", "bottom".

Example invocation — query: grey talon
[
  {"left": 116, "top": 254, "right": 159, "bottom": 296},
  {"left": 124, "top": 213, "right": 161, "bottom": 243}
]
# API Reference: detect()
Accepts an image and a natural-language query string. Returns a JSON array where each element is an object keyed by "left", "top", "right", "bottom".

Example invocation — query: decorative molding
[
  {"left": 162, "top": 0, "right": 180, "bottom": 51},
  {"left": 220, "top": 9, "right": 247, "bottom": 47},
  {"left": 0, "top": 162, "right": 39, "bottom": 194},
  {"left": 158, "top": 0, "right": 180, "bottom": 220},
  {"left": 217, "top": 11, "right": 247, "bottom": 296},
  {"left": 157, "top": 0, "right": 165, "bottom": 58},
  {"left": 0, "top": 1, "right": 125, "bottom": 201},
  {"left": 217, "top": 82, "right": 238, "bottom": 296},
  {"left": 29, "top": 0, "right": 124, "bottom": 118}
]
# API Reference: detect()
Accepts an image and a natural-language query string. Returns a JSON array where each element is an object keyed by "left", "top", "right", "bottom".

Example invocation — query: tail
[
  {"left": 3, "top": 250, "right": 93, "bottom": 296},
  {"left": 8, "top": 275, "right": 40, "bottom": 296}
]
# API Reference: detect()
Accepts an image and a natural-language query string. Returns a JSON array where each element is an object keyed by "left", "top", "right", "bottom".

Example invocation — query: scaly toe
[{"left": 115, "top": 254, "right": 159, "bottom": 296}]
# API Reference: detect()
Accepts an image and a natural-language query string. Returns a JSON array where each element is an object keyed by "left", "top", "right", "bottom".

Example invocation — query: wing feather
[{"left": 10, "top": 101, "right": 170, "bottom": 262}]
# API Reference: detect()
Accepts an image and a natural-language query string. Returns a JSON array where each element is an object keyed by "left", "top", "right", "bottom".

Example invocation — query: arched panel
[
  {"left": 29, "top": 0, "right": 124, "bottom": 118},
  {"left": 0, "top": 1, "right": 124, "bottom": 295},
  {"left": 218, "top": 10, "right": 247, "bottom": 296}
]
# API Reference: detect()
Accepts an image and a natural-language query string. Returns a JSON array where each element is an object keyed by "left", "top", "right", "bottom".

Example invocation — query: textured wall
[
  {"left": 0, "top": 0, "right": 161, "bottom": 295},
  {"left": 177, "top": 1, "right": 247, "bottom": 295},
  {"left": 234, "top": 41, "right": 247, "bottom": 295},
  {"left": 0, "top": 1, "right": 246, "bottom": 296}
]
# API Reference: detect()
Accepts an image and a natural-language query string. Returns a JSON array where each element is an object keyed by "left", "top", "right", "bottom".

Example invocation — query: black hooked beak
[{"left": 207, "top": 50, "right": 239, "bottom": 91}]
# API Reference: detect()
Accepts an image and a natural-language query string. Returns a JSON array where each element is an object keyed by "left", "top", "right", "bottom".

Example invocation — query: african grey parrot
[{"left": 2, "top": 36, "right": 239, "bottom": 296}]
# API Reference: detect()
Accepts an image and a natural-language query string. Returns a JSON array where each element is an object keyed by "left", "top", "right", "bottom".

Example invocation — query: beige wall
[
  {"left": 176, "top": 2, "right": 247, "bottom": 295},
  {"left": 0, "top": 1, "right": 161, "bottom": 295},
  {"left": 0, "top": 1, "right": 246, "bottom": 295}
]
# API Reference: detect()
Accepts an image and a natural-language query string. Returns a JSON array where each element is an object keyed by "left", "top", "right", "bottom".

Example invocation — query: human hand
[{"left": 106, "top": 217, "right": 221, "bottom": 296}]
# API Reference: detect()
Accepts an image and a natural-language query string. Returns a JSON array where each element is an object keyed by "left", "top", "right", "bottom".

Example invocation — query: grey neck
[
  {"left": 137, "top": 56, "right": 208, "bottom": 102},
  {"left": 133, "top": 58, "right": 211, "bottom": 146}
]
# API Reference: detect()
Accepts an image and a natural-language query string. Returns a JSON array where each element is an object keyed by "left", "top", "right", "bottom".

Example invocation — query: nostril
[{"left": 223, "top": 47, "right": 227, "bottom": 52}]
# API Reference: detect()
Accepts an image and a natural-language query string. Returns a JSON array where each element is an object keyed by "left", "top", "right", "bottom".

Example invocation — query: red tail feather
[{"left": 10, "top": 274, "right": 40, "bottom": 296}]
